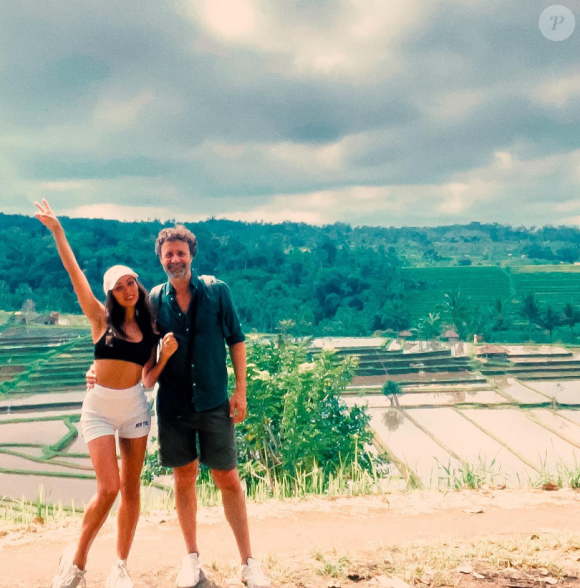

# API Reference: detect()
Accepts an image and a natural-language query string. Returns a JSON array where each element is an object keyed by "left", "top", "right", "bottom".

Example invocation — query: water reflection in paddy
[
  {"left": 530, "top": 409, "right": 580, "bottom": 446},
  {"left": 399, "top": 390, "right": 504, "bottom": 407},
  {"left": 559, "top": 410, "right": 580, "bottom": 428},
  {"left": 460, "top": 408, "right": 578, "bottom": 470},
  {"left": 0, "top": 453, "right": 94, "bottom": 475},
  {"left": 369, "top": 408, "right": 460, "bottom": 485},
  {"left": 501, "top": 379, "right": 549, "bottom": 404},
  {"left": 524, "top": 381, "right": 580, "bottom": 405},
  {"left": 347, "top": 390, "right": 505, "bottom": 409},
  {"left": 0, "top": 471, "right": 97, "bottom": 504},
  {"left": 0, "top": 420, "right": 69, "bottom": 445},
  {"left": 408, "top": 408, "right": 536, "bottom": 481}
]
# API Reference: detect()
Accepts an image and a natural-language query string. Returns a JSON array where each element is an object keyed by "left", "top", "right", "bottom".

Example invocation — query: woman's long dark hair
[{"left": 104, "top": 282, "right": 156, "bottom": 344}]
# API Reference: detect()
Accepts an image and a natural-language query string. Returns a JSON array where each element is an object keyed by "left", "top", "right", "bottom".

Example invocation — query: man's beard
[{"left": 164, "top": 263, "right": 190, "bottom": 279}]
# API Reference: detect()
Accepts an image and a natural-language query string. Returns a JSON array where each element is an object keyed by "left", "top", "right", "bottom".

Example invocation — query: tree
[
  {"left": 20, "top": 299, "right": 36, "bottom": 324},
  {"left": 564, "top": 303, "right": 580, "bottom": 334},
  {"left": 520, "top": 293, "right": 541, "bottom": 339},
  {"left": 488, "top": 298, "right": 512, "bottom": 332},
  {"left": 540, "top": 306, "right": 563, "bottom": 342},
  {"left": 438, "top": 290, "right": 469, "bottom": 331},
  {"left": 418, "top": 312, "right": 443, "bottom": 340},
  {"left": 382, "top": 381, "right": 402, "bottom": 396}
]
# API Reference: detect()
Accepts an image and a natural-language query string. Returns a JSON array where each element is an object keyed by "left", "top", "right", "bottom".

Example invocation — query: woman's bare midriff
[{"left": 95, "top": 359, "right": 143, "bottom": 390}]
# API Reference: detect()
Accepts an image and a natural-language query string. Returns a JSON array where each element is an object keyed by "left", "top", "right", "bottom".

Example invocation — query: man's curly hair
[{"left": 155, "top": 225, "right": 198, "bottom": 259}]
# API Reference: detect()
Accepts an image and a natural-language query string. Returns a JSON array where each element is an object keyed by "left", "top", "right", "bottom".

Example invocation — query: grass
[
  {"left": 194, "top": 533, "right": 580, "bottom": 588},
  {"left": 300, "top": 533, "right": 580, "bottom": 587},
  {"left": 6, "top": 452, "right": 580, "bottom": 528},
  {"left": 437, "top": 456, "right": 503, "bottom": 490},
  {"left": 0, "top": 485, "right": 83, "bottom": 528}
]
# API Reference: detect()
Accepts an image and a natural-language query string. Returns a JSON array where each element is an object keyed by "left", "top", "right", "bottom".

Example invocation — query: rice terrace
[{"left": 3, "top": 261, "right": 580, "bottom": 506}]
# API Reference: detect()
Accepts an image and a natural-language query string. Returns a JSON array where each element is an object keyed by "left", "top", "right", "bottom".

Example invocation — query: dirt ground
[{"left": 3, "top": 488, "right": 580, "bottom": 588}]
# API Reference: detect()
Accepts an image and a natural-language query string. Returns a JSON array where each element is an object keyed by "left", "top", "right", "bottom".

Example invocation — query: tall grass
[
  {"left": 0, "top": 485, "right": 82, "bottom": 527},
  {"left": 5, "top": 456, "right": 580, "bottom": 528}
]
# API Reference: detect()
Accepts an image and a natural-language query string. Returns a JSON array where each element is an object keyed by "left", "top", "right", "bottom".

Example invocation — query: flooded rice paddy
[
  {"left": 2, "top": 333, "right": 580, "bottom": 502},
  {"left": 354, "top": 377, "right": 580, "bottom": 487}
]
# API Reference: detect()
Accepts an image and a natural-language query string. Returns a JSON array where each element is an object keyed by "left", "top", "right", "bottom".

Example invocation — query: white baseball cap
[{"left": 103, "top": 265, "right": 139, "bottom": 294}]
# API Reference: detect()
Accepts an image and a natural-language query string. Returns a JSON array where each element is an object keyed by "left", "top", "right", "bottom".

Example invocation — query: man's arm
[{"left": 229, "top": 341, "right": 247, "bottom": 423}]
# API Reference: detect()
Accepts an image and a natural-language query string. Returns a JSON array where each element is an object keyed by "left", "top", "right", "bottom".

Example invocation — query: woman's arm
[
  {"left": 142, "top": 332, "right": 178, "bottom": 388},
  {"left": 35, "top": 199, "right": 104, "bottom": 324}
]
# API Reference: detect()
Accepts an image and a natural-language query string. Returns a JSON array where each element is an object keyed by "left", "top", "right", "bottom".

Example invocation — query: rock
[
  {"left": 456, "top": 565, "right": 474, "bottom": 574},
  {"left": 472, "top": 572, "right": 485, "bottom": 580},
  {"left": 377, "top": 575, "right": 410, "bottom": 588},
  {"left": 542, "top": 483, "right": 560, "bottom": 492}
]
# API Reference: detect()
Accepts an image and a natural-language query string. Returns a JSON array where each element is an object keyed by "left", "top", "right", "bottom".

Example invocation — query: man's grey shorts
[{"left": 158, "top": 400, "right": 237, "bottom": 471}]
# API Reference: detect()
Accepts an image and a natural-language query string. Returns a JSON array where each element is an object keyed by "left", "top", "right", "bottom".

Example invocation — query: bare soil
[{"left": 3, "top": 489, "right": 580, "bottom": 588}]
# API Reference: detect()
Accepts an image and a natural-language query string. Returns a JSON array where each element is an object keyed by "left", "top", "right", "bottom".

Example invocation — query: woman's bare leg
[
  {"left": 116, "top": 435, "right": 148, "bottom": 561},
  {"left": 74, "top": 435, "right": 120, "bottom": 569}
]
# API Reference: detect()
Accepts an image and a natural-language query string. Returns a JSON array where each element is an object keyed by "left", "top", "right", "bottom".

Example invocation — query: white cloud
[
  {"left": 63, "top": 203, "right": 172, "bottom": 221},
  {"left": 202, "top": 0, "right": 258, "bottom": 39},
  {"left": 184, "top": 0, "right": 432, "bottom": 78},
  {"left": 93, "top": 92, "right": 154, "bottom": 128},
  {"left": 534, "top": 73, "right": 580, "bottom": 107}
]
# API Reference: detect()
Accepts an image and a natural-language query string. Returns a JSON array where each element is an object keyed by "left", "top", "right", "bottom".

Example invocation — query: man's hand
[
  {"left": 230, "top": 386, "right": 247, "bottom": 423},
  {"left": 85, "top": 363, "right": 96, "bottom": 390}
]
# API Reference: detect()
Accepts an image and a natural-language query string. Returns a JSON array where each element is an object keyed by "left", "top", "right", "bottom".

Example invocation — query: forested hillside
[{"left": 2, "top": 213, "right": 580, "bottom": 339}]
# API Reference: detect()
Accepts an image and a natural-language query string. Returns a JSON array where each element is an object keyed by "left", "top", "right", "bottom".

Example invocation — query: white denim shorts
[{"left": 81, "top": 382, "right": 151, "bottom": 443}]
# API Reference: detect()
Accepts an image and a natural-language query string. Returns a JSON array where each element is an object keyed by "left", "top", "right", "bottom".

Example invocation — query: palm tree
[
  {"left": 540, "top": 306, "right": 563, "bottom": 342},
  {"left": 418, "top": 312, "right": 443, "bottom": 341},
  {"left": 564, "top": 303, "right": 580, "bottom": 334},
  {"left": 520, "top": 293, "right": 541, "bottom": 339},
  {"left": 489, "top": 298, "right": 512, "bottom": 331},
  {"left": 439, "top": 290, "right": 469, "bottom": 328}
]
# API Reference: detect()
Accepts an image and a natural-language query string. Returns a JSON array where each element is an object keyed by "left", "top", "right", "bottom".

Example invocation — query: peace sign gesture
[{"left": 34, "top": 198, "right": 61, "bottom": 233}]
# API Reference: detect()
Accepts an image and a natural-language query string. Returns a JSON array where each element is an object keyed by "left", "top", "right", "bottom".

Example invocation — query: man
[{"left": 90, "top": 225, "right": 271, "bottom": 588}]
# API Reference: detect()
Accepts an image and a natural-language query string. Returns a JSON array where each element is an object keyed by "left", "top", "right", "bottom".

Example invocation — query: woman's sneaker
[
  {"left": 105, "top": 559, "right": 134, "bottom": 588},
  {"left": 50, "top": 544, "right": 86, "bottom": 588},
  {"left": 176, "top": 553, "right": 206, "bottom": 588},
  {"left": 241, "top": 558, "right": 272, "bottom": 588}
]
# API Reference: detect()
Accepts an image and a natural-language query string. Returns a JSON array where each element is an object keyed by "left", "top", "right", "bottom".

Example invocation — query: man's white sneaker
[
  {"left": 241, "top": 558, "right": 272, "bottom": 588},
  {"left": 50, "top": 544, "right": 86, "bottom": 588},
  {"left": 176, "top": 553, "right": 206, "bottom": 588},
  {"left": 105, "top": 559, "right": 134, "bottom": 588}
]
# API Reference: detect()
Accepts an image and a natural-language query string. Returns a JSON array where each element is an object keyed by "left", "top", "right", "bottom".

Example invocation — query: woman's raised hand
[{"left": 34, "top": 198, "right": 61, "bottom": 232}]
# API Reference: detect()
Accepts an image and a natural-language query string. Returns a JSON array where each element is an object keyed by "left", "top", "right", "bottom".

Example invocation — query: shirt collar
[{"left": 167, "top": 271, "right": 200, "bottom": 295}]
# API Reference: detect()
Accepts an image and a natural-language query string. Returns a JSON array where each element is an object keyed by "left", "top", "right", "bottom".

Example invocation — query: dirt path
[{"left": 3, "top": 489, "right": 580, "bottom": 587}]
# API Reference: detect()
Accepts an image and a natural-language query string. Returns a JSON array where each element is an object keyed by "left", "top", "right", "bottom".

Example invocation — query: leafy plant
[{"left": 233, "top": 337, "right": 385, "bottom": 493}]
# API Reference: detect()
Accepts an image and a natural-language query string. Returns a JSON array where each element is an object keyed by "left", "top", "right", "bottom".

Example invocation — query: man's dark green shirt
[{"left": 150, "top": 273, "right": 245, "bottom": 418}]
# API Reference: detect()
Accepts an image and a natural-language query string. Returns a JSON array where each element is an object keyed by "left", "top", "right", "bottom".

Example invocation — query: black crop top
[{"left": 94, "top": 331, "right": 155, "bottom": 367}]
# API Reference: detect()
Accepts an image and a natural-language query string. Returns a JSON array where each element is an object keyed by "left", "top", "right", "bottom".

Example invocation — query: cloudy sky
[{"left": 1, "top": 0, "right": 579, "bottom": 227}]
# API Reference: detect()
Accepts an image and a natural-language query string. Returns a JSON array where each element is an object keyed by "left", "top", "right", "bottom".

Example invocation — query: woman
[{"left": 35, "top": 199, "right": 177, "bottom": 588}]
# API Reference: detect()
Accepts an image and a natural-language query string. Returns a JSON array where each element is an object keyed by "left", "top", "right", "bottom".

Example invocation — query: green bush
[{"left": 234, "top": 338, "right": 383, "bottom": 491}]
